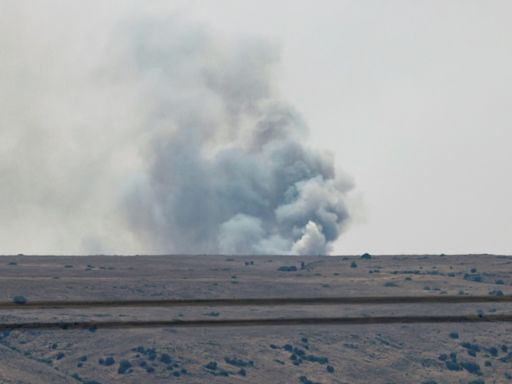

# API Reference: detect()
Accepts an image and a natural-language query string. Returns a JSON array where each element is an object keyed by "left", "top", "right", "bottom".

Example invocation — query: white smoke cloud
[
  {"left": 0, "top": 3, "right": 354, "bottom": 255},
  {"left": 291, "top": 222, "right": 328, "bottom": 256}
]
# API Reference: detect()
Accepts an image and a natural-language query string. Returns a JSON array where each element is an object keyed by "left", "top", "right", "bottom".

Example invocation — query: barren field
[{"left": 1, "top": 254, "right": 511, "bottom": 383}]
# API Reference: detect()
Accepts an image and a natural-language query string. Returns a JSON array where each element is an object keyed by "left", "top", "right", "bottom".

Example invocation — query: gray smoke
[
  {"left": 124, "top": 19, "right": 354, "bottom": 255},
  {"left": 0, "top": 5, "right": 353, "bottom": 255}
]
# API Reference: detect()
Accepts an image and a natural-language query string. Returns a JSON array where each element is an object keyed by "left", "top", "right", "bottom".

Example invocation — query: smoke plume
[{"left": 0, "top": 4, "right": 353, "bottom": 255}]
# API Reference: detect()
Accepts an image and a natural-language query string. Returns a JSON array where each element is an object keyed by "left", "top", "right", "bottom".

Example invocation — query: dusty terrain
[{"left": 0, "top": 254, "right": 511, "bottom": 383}]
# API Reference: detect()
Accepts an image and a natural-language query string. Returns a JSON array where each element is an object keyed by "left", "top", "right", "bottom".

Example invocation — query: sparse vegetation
[{"left": 299, "top": 376, "right": 321, "bottom": 384}]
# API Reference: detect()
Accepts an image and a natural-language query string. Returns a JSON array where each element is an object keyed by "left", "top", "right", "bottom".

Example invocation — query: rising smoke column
[{"left": 124, "top": 19, "right": 354, "bottom": 255}]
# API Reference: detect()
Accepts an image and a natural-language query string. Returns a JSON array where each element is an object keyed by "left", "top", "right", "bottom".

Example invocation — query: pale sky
[{"left": 1, "top": 1, "right": 511, "bottom": 255}]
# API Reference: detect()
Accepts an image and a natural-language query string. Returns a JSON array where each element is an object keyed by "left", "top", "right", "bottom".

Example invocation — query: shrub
[
  {"left": 461, "top": 342, "right": 481, "bottom": 354},
  {"left": 350, "top": 261, "right": 358, "bottom": 268},
  {"left": 445, "top": 361, "right": 460, "bottom": 371},
  {"left": 304, "top": 354, "right": 329, "bottom": 364},
  {"left": 299, "top": 377, "right": 321, "bottom": 384},
  {"left": 326, "top": 365, "right": 335, "bottom": 373},
  {"left": 460, "top": 361, "right": 481, "bottom": 375},
  {"left": 361, "top": 253, "right": 372, "bottom": 260},
  {"left": 224, "top": 357, "right": 254, "bottom": 368},
  {"left": 500, "top": 352, "right": 512, "bottom": 363},
  {"left": 487, "top": 347, "right": 498, "bottom": 357},
  {"left": 204, "top": 361, "right": 217, "bottom": 370},
  {"left": 13, "top": 296, "right": 27, "bottom": 305},
  {"left": 160, "top": 353, "right": 172, "bottom": 364},
  {"left": 449, "top": 332, "right": 459, "bottom": 339},
  {"left": 117, "top": 360, "right": 132, "bottom": 374},
  {"left": 384, "top": 282, "right": 398, "bottom": 287},
  {"left": 106, "top": 357, "right": 115, "bottom": 366},
  {"left": 464, "top": 274, "right": 482, "bottom": 282},
  {"left": 133, "top": 345, "right": 145, "bottom": 353},
  {"left": 496, "top": 279, "right": 505, "bottom": 285}
]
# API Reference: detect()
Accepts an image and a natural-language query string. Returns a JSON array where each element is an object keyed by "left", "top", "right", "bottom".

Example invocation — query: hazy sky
[
  {"left": 1, "top": 1, "right": 511, "bottom": 255},
  {"left": 178, "top": 0, "right": 512, "bottom": 255}
]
